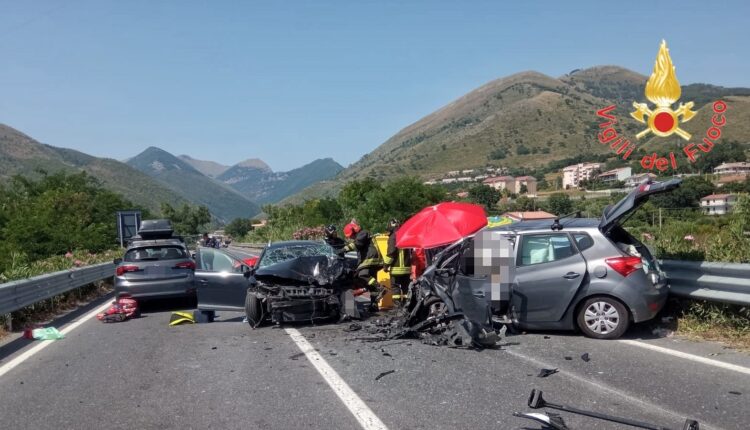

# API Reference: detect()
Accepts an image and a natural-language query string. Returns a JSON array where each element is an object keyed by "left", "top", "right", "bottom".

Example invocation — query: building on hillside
[
  {"left": 562, "top": 163, "right": 602, "bottom": 189},
  {"left": 457, "top": 177, "right": 474, "bottom": 182},
  {"left": 473, "top": 174, "right": 489, "bottom": 181},
  {"left": 716, "top": 174, "right": 748, "bottom": 187},
  {"left": 515, "top": 176, "right": 538, "bottom": 196},
  {"left": 456, "top": 191, "right": 469, "bottom": 198},
  {"left": 714, "top": 162, "right": 750, "bottom": 177},
  {"left": 446, "top": 170, "right": 460, "bottom": 177},
  {"left": 597, "top": 167, "right": 632, "bottom": 185},
  {"left": 624, "top": 173, "right": 658, "bottom": 187},
  {"left": 461, "top": 169, "right": 475, "bottom": 175},
  {"left": 483, "top": 176, "right": 516, "bottom": 192},
  {"left": 701, "top": 194, "right": 738, "bottom": 215},
  {"left": 423, "top": 180, "right": 438, "bottom": 185},
  {"left": 441, "top": 178, "right": 457, "bottom": 184},
  {"left": 504, "top": 211, "right": 557, "bottom": 221}
]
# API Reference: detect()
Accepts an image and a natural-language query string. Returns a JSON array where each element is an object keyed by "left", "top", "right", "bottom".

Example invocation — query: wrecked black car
[{"left": 244, "top": 241, "right": 357, "bottom": 326}]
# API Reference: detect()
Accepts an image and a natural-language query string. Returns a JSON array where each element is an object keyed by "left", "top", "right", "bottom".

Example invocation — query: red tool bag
[{"left": 97, "top": 298, "right": 140, "bottom": 323}]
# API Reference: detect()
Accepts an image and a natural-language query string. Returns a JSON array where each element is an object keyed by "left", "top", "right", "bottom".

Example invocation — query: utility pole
[{"left": 659, "top": 208, "right": 663, "bottom": 230}]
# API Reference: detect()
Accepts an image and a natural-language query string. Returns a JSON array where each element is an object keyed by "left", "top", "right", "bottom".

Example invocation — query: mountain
[
  {"left": 127, "top": 147, "right": 261, "bottom": 221},
  {"left": 0, "top": 124, "right": 190, "bottom": 213},
  {"left": 177, "top": 155, "right": 230, "bottom": 178},
  {"left": 218, "top": 158, "right": 343, "bottom": 204},
  {"left": 287, "top": 65, "right": 750, "bottom": 201}
]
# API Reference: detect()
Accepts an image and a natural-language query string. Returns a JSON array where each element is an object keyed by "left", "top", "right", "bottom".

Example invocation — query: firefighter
[
  {"left": 383, "top": 219, "right": 411, "bottom": 303},
  {"left": 323, "top": 224, "right": 346, "bottom": 254},
  {"left": 343, "top": 222, "right": 383, "bottom": 309}
]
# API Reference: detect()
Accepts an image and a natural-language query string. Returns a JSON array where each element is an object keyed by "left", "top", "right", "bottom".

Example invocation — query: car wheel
[
  {"left": 245, "top": 292, "right": 264, "bottom": 327},
  {"left": 576, "top": 297, "right": 629, "bottom": 339}
]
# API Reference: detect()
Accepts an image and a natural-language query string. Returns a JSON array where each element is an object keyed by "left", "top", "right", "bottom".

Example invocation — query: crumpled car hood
[{"left": 255, "top": 255, "right": 348, "bottom": 286}]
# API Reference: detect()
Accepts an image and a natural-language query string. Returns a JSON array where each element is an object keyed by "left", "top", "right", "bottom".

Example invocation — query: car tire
[
  {"left": 576, "top": 296, "right": 630, "bottom": 340},
  {"left": 245, "top": 292, "right": 264, "bottom": 327}
]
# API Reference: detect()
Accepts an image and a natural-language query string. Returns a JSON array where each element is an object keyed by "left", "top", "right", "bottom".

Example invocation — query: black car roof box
[{"left": 138, "top": 219, "right": 174, "bottom": 239}]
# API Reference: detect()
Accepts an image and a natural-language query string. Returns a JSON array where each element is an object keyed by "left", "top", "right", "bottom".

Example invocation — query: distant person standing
[
  {"left": 343, "top": 222, "right": 384, "bottom": 309},
  {"left": 201, "top": 233, "right": 212, "bottom": 247}
]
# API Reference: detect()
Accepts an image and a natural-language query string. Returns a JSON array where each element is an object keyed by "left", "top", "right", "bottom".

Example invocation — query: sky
[{"left": 1, "top": 1, "right": 748, "bottom": 171}]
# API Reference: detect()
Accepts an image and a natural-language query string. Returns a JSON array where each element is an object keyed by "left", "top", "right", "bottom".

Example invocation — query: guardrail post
[{"left": 3, "top": 313, "right": 11, "bottom": 332}]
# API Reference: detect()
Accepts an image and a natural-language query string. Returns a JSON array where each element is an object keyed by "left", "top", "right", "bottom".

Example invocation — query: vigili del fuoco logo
[{"left": 595, "top": 40, "right": 728, "bottom": 171}]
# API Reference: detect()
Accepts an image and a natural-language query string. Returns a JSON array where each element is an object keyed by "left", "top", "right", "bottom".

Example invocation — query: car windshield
[
  {"left": 258, "top": 243, "right": 334, "bottom": 268},
  {"left": 124, "top": 246, "right": 187, "bottom": 262}
]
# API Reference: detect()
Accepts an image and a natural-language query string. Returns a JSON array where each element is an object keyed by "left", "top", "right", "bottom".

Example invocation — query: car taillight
[
  {"left": 174, "top": 261, "right": 195, "bottom": 270},
  {"left": 605, "top": 256, "right": 643, "bottom": 277},
  {"left": 116, "top": 265, "right": 140, "bottom": 276}
]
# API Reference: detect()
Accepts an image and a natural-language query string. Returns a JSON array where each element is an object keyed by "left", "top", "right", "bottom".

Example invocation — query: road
[{"left": 0, "top": 293, "right": 748, "bottom": 430}]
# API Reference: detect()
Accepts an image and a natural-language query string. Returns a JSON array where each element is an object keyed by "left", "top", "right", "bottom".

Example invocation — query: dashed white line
[
  {"left": 618, "top": 339, "right": 750, "bottom": 376},
  {"left": 0, "top": 299, "right": 113, "bottom": 379},
  {"left": 285, "top": 328, "right": 389, "bottom": 430}
]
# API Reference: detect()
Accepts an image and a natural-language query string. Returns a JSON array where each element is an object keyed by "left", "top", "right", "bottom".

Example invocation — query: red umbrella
[{"left": 396, "top": 202, "right": 487, "bottom": 249}]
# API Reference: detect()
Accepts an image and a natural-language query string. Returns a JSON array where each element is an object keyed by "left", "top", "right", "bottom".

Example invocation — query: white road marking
[
  {"left": 0, "top": 299, "right": 113, "bottom": 379},
  {"left": 619, "top": 339, "right": 750, "bottom": 376},
  {"left": 502, "top": 348, "right": 723, "bottom": 430},
  {"left": 285, "top": 328, "right": 389, "bottom": 430}
]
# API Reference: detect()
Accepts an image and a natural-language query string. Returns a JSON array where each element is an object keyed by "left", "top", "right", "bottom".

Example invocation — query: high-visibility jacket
[
  {"left": 344, "top": 230, "right": 383, "bottom": 269},
  {"left": 384, "top": 232, "right": 411, "bottom": 276}
]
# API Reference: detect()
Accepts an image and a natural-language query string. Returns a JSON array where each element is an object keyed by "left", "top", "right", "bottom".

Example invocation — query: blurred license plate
[{"left": 145, "top": 265, "right": 168, "bottom": 276}]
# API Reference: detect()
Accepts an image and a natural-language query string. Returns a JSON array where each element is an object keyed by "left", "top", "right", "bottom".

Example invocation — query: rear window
[{"left": 124, "top": 246, "right": 187, "bottom": 262}]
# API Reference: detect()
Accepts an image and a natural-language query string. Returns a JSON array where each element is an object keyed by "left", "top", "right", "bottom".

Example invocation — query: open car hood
[
  {"left": 599, "top": 178, "right": 682, "bottom": 233},
  {"left": 254, "top": 255, "right": 347, "bottom": 286}
]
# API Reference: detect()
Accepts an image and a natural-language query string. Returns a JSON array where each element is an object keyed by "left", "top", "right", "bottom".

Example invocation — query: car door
[
  {"left": 512, "top": 233, "right": 587, "bottom": 323},
  {"left": 195, "top": 248, "right": 250, "bottom": 311}
]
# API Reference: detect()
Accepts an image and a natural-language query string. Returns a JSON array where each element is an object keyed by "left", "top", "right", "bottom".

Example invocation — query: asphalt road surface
[{"left": 1, "top": 295, "right": 748, "bottom": 430}]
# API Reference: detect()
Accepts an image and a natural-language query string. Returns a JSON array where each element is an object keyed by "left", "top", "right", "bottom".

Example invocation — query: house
[
  {"left": 562, "top": 163, "right": 602, "bottom": 188},
  {"left": 503, "top": 211, "right": 557, "bottom": 221},
  {"left": 515, "top": 176, "right": 538, "bottom": 196},
  {"left": 483, "top": 176, "right": 516, "bottom": 192},
  {"left": 716, "top": 174, "right": 748, "bottom": 187},
  {"left": 456, "top": 191, "right": 469, "bottom": 198},
  {"left": 714, "top": 162, "right": 750, "bottom": 176},
  {"left": 597, "top": 167, "right": 632, "bottom": 184},
  {"left": 700, "top": 194, "right": 738, "bottom": 215},
  {"left": 441, "top": 178, "right": 457, "bottom": 184},
  {"left": 457, "top": 177, "right": 474, "bottom": 182},
  {"left": 624, "top": 173, "right": 658, "bottom": 187}
]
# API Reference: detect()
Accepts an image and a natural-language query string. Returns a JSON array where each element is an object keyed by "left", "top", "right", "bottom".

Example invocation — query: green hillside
[
  {"left": 0, "top": 124, "right": 189, "bottom": 213},
  {"left": 127, "top": 147, "right": 261, "bottom": 221},
  {"left": 219, "top": 157, "right": 343, "bottom": 204},
  {"left": 287, "top": 65, "right": 750, "bottom": 201}
]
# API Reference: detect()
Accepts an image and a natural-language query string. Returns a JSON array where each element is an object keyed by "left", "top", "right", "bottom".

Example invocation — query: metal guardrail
[
  {"left": 230, "top": 242, "right": 267, "bottom": 252},
  {"left": 661, "top": 259, "right": 750, "bottom": 306},
  {"left": 0, "top": 262, "right": 114, "bottom": 315}
]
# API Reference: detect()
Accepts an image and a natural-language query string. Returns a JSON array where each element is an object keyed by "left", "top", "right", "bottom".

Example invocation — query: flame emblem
[{"left": 631, "top": 40, "right": 696, "bottom": 140}]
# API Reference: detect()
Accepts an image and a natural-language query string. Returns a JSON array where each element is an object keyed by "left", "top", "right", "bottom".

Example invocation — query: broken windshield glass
[{"left": 259, "top": 243, "right": 335, "bottom": 268}]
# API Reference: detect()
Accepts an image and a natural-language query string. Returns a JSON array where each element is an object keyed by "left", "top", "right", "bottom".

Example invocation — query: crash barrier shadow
[
  {"left": 660, "top": 259, "right": 750, "bottom": 306},
  {"left": 0, "top": 293, "right": 115, "bottom": 364}
]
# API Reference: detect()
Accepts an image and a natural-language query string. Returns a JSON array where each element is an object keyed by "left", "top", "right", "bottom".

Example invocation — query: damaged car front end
[
  {"left": 400, "top": 238, "right": 502, "bottom": 348},
  {"left": 245, "top": 241, "right": 354, "bottom": 326}
]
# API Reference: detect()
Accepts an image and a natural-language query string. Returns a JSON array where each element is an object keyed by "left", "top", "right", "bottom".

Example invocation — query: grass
[{"left": 659, "top": 299, "right": 750, "bottom": 351}]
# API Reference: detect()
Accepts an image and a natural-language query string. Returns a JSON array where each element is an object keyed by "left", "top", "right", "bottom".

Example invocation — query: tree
[
  {"left": 0, "top": 171, "right": 141, "bottom": 266},
  {"left": 544, "top": 193, "right": 574, "bottom": 215},
  {"left": 468, "top": 185, "right": 501, "bottom": 210},
  {"left": 510, "top": 195, "right": 537, "bottom": 212},
  {"left": 161, "top": 203, "right": 211, "bottom": 235},
  {"left": 224, "top": 218, "right": 254, "bottom": 238},
  {"left": 519, "top": 184, "right": 528, "bottom": 195},
  {"left": 650, "top": 176, "right": 715, "bottom": 209}
]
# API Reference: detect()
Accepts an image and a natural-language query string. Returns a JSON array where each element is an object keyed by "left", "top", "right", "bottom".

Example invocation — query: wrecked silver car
[{"left": 244, "top": 241, "right": 356, "bottom": 326}]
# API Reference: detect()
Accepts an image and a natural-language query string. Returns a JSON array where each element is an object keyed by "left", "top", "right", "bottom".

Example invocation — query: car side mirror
[{"left": 113, "top": 258, "right": 122, "bottom": 265}]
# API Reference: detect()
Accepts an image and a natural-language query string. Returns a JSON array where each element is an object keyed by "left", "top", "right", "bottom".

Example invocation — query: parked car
[
  {"left": 114, "top": 220, "right": 196, "bottom": 300},
  {"left": 407, "top": 178, "right": 681, "bottom": 340}
]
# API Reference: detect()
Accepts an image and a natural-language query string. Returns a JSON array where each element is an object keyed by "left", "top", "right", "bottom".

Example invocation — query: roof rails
[{"left": 551, "top": 211, "right": 581, "bottom": 231}]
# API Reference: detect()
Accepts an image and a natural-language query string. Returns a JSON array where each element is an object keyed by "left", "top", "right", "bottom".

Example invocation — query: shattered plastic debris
[
  {"left": 289, "top": 352, "right": 305, "bottom": 360},
  {"left": 729, "top": 391, "right": 742, "bottom": 395},
  {"left": 344, "top": 323, "right": 363, "bottom": 332},
  {"left": 375, "top": 370, "right": 396, "bottom": 381},
  {"left": 651, "top": 327, "right": 674, "bottom": 337},
  {"left": 537, "top": 368, "right": 559, "bottom": 378},
  {"left": 581, "top": 353, "right": 590, "bottom": 362},
  {"left": 564, "top": 356, "right": 572, "bottom": 361}
]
